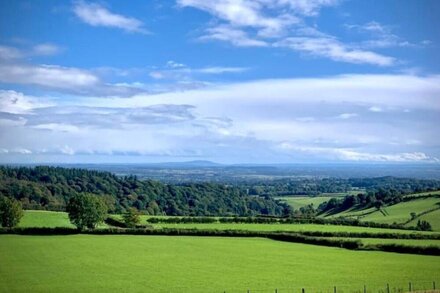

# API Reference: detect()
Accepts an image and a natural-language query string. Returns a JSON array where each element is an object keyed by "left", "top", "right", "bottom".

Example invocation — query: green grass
[
  {"left": 403, "top": 190, "right": 440, "bottom": 197},
  {"left": 0, "top": 235, "right": 439, "bottom": 293},
  {"left": 149, "top": 222, "right": 435, "bottom": 235},
  {"left": 277, "top": 196, "right": 334, "bottom": 210},
  {"left": 361, "top": 198, "right": 440, "bottom": 225},
  {"left": 406, "top": 209, "right": 440, "bottom": 231},
  {"left": 18, "top": 210, "right": 75, "bottom": 228},
  {"left": 19, "top": 210, "right": 109, "bottom": 228}
]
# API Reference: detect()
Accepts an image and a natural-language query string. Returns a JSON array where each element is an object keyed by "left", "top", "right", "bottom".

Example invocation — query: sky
[{"left": 0, "top": 0, "right": 439, "bottom": 164}]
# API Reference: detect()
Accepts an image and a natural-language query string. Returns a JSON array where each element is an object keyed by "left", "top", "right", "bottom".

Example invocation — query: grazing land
[
  {"left": 0, "top": 235, "right": 439, "bottom": 293},
  {"left": 360, "top": 197, "right": 440, "bottom": 224}
]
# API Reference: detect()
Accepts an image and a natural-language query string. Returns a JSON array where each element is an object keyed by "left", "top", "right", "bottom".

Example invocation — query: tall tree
[
  {"left": 66, "top": 193, "right": 107, "bottom": 230},
  {"left": 0, "top": 196, "right": 24, "bottom": 228}
]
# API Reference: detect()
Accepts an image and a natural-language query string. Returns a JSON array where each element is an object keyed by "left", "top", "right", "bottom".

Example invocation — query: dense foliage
[
  {"left": 66, "top": 193, "right": 107, "bottom": 230},
  {"left": 0, "top": 166, "right": 287, "bottom": 216},
  {"left": 0, "top": 196, "right": 23, "bottom": 227},
  {"left": 122, "top": 208, "right": 140, "bottom": 228}
]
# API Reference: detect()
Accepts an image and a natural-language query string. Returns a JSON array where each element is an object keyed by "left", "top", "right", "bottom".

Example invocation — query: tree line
[{"left": 0, "top": 166, "right": 289, "bottom": 216}]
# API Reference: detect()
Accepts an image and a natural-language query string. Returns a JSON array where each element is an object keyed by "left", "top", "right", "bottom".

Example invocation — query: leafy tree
[
  {"left": 122, "top": 207, "right": 140, "bottom": 228},
  {"left": 66, "top": 193, "right": 107, "bottom": 230},
  {"left": 0, "top": 196, "right": 24, "bottom": 228},
  {"left": 416, "top": 220, "right": 432, "bottom": 231}
]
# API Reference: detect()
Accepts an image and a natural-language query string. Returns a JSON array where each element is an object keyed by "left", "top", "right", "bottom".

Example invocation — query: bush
[{"left": 0, "top": 196, "right": 23, "bottom": 228}]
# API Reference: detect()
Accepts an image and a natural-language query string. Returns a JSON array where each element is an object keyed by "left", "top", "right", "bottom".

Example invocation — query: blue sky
[{"left": 0, "top": 0, "right": 439, "bottom": 164}]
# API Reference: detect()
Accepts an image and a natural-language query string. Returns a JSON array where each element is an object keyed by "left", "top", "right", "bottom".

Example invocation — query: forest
[{"left": 0, "top": 166, "right": 287, "bottom": 216}]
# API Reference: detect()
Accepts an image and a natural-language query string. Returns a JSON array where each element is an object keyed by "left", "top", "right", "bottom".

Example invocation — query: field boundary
[{"left": 2, "top": 227, "right": 440, "bottom": 256}]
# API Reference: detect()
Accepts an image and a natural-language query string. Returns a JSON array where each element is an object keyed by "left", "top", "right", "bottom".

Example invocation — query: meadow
[{"left": 0, "top": 234, "right": 439, "bottom": 293}]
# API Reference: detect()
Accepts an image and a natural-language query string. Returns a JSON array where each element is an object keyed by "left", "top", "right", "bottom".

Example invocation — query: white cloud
[
  {"left": 0, "top": 63, "right": 142, "bottom": 96},
  {"left": 32, "top": 43, "right": 62, "bottom": 56},
  {"left": 0, "top": 63, "right": 98, "bottom": 88},
  {"left": 200, "top": 25, "right": 268, "bottom": 47},
  {"left": 2, "top": 74, "right": 439, "bottom": 162},
  {"left": 275, "top": 37, "right": 396, "bottom": 66},
  {"left": 197, "top": 66, "right": 249, "bottom": 74},
  {"left": 73, "top": 1, "right": 148, "bottom": 34},
  {"left": 0, "top": 90, "right": 53, "bottom": 114},
  {"left": 0, "top": 45, "right": 23, "bottom": 60},
  {"left": 337, "top": 113, "right": 358, "bottom": 119},
  {"left": 179, "top": 1, "right": 398, "bottom": 66},
  {"left": 369, "top": 106, "right": 383, "bottom": 112},
  {"left": 278, "top": 143, "right": 438, "bottom": 162}
]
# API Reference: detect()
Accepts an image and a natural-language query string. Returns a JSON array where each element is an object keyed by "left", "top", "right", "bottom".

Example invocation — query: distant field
[
  {"left": 276, "top": 196, "right": 334, "bottom": 210},
  {"left": 403, "top": 190, "right": 440, "bottom": 197},
  {"left": 361, "top": 198, "right": 440, "bottom": 225},
  {"left": 19, "top": 210, "right": 108, "bottom": 228},
  {"left": 19, "top": 210, "right": 75, "bottom": 228},
  {"left": 0, "top": 235, "right": 439, "bottom": 293}
]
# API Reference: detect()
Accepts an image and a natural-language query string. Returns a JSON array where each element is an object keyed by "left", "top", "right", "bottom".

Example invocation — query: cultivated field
[{"left": 0, "top": 235, "right": 439, "bottom": 293}]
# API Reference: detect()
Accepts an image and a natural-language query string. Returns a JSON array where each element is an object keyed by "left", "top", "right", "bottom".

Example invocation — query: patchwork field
[{"left": 0, "top": 235, "right": 439, "bottom": 293}]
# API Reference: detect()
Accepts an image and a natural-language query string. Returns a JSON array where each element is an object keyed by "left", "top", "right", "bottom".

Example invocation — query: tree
[
  {"left": 122, "top": 207, "right": 140, "bottom": 228},
  {"left": 0, "top": 196, "right": 24, "bottom": 228},
  {"left": 416, "top": 220, "right": 432, "bottom": 231},
  {"left": 66, "top": 193, "right": 107, "bottom": 230}
]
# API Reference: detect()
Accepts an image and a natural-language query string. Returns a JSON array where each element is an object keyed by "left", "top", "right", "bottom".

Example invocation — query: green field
[
  {"left": 406, "top": 209, "right": 440, "bottom": 231},
  {"left": 18, "top": 210, "right": 439, "bottom": 235},
  {"left": 18, "top": 210, "right": 75, "bottom": 228},
  {"left": 0, "top": 235, "right": 439, "bottom": 293},
  {"left": 150, "top": 222, "right": 436, "bottom": 235},
  {"left": 277, "top": 196, "right": 335, "bottom": 210},
  {"left": 360, "top": 198, "right": 440, "bottom": 225}
]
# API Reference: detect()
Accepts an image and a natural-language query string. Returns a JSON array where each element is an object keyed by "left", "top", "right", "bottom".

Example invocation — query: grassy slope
[
  {"left": 361, "top": 198, "right": 440, "bottom": 225},
  {"left": 406, "top": 209, "right": 440, "bottom": 231},
  {"left": 0, "top": 235, "right": 439, "bottom": 293}
]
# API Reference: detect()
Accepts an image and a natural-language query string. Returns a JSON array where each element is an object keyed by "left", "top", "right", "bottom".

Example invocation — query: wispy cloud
[
  {"left": 275, "top": 37, "right": 396, "bottom": 66},
  {"left": 178, "top": 0, "right": 397, "bottom": 66},
  {"left": 199, "top": 25, "right": 268, "bottom": 47},
  {"left": 73, "top": 1, "right": 148, "bottom": 34}
]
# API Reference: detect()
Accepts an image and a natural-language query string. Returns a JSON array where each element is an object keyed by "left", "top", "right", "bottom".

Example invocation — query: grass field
[
  {"left": 18, "top": 210, "right": 109, "bottom": 228},
  {"left": 18, "top": 210, "right": 75, "bottom": 228},
  {"left": 0, "top": 235, "right": 439, "bottom": 293},
  {"left": 277, "top": 196, "right": 334, "bottom": 210},
  {"left": 18, "top": 210, "right": 438, "bottom": 235},
  {"left": 361, "top": 198, "right": 440, "bottom": 225},
  {"left": 406, "top": 209, "right": 440, "bottom": 231}
]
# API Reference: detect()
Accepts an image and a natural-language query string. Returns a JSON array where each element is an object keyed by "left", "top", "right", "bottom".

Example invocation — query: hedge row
[
  {"left": 104, "top": 217, "right": 153, "bottom": 229},
  {"left": 145, "top": 216, "right": 417, "bottom": 231},
  {"left": 366, "top": 243, "right": 440, "bottom": 256},
  {"left": 299, "top": 231, "right": 440, "bottom": 240}
]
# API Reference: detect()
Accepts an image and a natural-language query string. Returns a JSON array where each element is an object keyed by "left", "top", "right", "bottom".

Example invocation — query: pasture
[
  {"left": 360, "top": 197, "right": 440, "bottom": 225},
  {"left": 0, "top": 235, "right": 439, "bottom": 293}
]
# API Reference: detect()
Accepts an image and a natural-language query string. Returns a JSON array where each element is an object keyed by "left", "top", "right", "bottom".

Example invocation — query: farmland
[{"left": 1, "top": 234, "right": 439, "bottom": 293}]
